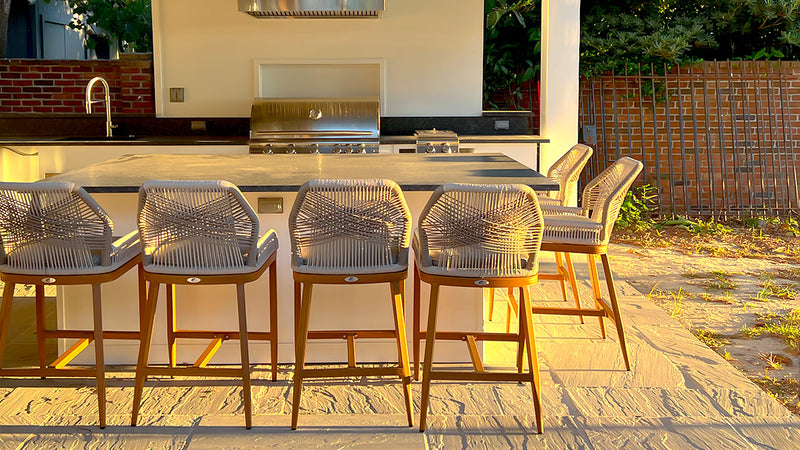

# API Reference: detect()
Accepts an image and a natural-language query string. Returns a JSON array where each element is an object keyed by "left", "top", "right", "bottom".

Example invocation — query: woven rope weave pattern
[
  {"left": 289, "top": 179, "right": 411, "bottom": 274},
  {"left": 0, "top": 182, "right": 116, "bottom": 275},
  {"left": 542, "top": 144, "right": 593, "bottom": 205},
  {"left": 417, "top": 183, "right": 543, "bottom": 278},
  {"left": 138, "top": 180, "right": 261, "bottom": 274},
  {"left": 541, "top": 157, "right": 643, "bottom": 246}
]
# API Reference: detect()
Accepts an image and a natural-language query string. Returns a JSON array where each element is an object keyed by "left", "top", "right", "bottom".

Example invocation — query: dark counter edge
[
  {"left": 78, "top": 182, "right": 558, "bottom": 194},
  {"left": 1, "top": 135, "right": 549, "bottom": 146}
]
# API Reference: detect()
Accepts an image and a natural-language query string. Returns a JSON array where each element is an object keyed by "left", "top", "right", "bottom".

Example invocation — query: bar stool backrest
[
  {"left": 0, "top": 181, "right": 113, "bottom": 272},
  {"left": 417, "top": 183, "right": 544, "bottom": 277},
  {"left": 581, "top": 157, "right": 644, "bottom": 244},
  {"left": 138, "top": 180, "right": 260, "bottom": 273},
  {"left": 289, "top": 179, "right": 412, "bottom": 272},
  {"left": 547, "top": 144, "right": 593, "bottom": 205}
]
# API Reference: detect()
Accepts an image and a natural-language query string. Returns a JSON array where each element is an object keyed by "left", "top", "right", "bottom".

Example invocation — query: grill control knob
[
  {"left": 288, "top": 143, "right": 296, "bottom": 154},
  {"left": 333, "top": 144, "right": 342, "bottom": 154},
  {"left": 441, "top": 143, "right": 452, "bottom": 153},
  {"left": 357, "top": 143, "right": 367, "bottom": 154},
  {"left": 265, "top": 144, "right": 273, "bottom": 155},
  {"left": 425, "top": 143, "right": 436, "bottom": 153},
  {"left": 344, "top": 145, "right": 353, "bottom": 154},
  {"left": 310, "top": 143, "right": 320, "bottom": 154}
]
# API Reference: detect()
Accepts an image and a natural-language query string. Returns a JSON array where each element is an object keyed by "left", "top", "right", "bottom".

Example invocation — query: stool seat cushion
[
  {"left": 542, "top": 215, "right": 603, "bottom": 246},
  {"left": 0, "top": 230, "right": 140, "bottom": 276},
  {"left": 144, "top": 229, "right": 278, "bottom": 276}
]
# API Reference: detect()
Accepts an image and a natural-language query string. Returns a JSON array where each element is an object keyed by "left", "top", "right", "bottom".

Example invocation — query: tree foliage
[
  {"left": 581, "top": 0, "right": 800, "bottom": 76},
  {"left": 484, "top": 0, "right": 541, "bottom": 109},
  {"left": 47, "top": 0, "right": 152, "bottom": 53}
]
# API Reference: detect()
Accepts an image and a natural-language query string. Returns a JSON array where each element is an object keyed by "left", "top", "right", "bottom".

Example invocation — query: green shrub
[{"left": 616, "top": 184, "right": 658, "bottom": 230}]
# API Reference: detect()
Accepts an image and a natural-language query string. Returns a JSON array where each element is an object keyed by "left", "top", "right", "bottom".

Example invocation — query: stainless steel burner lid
[{"left": 249, "top": 97, "right": 380, "bottom": 154}]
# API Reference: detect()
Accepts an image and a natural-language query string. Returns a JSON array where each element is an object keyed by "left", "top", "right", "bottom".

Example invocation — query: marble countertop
[{"left": 45, "top": 153, "right": 559, "bottom": 193}]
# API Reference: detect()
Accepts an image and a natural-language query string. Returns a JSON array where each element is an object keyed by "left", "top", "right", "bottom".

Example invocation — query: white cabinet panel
[{"left": 470, "top": 143, "right": 538, "bottom": 169}]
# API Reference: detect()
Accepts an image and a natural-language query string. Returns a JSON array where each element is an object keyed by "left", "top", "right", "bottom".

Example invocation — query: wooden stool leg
[
  {"left": 601, "top": 254, "right": 631, "bottom": 371},
  {"left": 521, "top": 285, "right": 543, "bottom": 434},
  {"left": 554, "top": 252, "right": 568, "bottom": 302},
  {"left": 487, "top": 288, "right": 495, "bottom": 320},
  {"left": 137, "top": 264, "right": 146, "bottom": 338},
  {"left": 505, "top": 288, "right": 519, "bottom": 334},
  {"left": 0, "top": 282, "right": 15, "bottom": 367},
  {"left": 131, "top": 281, "right": 160, "bottom": 426},
  {"left": 587, "top": 255, "right": 606, "bottom": 338},
  {"left": 516, "top": 287, "right": 526, "bottom": 374},
  {"left": 91, "top": 284, "right": 106, "bottom": 429},
  {"left": 419, "top": 284, "right": 440, "bottom": 433},
  {"left": 35, "top": 284, "right": 47, "bottom": 372},
  {"left": 291, "top": 282, "right": 313, "bottom": 430},
  {"left": 236, "top": 283, "right": 253, "bottom": 429},
  {"left": 390, "top": 280, "right": 414, "bottom": 427},
  {"left": 293, "top": 281, "right": 301, "bottom": 340},
  {"left": 413, "top": 263, "right": 421, "bottom": 381},
  {"left": 269, "top": 261, "right": 279, "bottom": 382},
  {"left": 564, "top": 253, "right": 584, "bottom": 324},
  {"left": 166, "top": 284, "right": 177, "bottom": 368}
]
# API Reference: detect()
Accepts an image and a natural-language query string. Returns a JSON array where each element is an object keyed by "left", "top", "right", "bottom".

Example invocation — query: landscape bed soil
[{"left": 609, "top": 223, "right": 800, "bottom": 415}]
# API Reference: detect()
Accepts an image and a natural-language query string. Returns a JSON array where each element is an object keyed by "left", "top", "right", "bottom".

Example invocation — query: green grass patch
[
  {"left": 761, "top": 280, "right": 798, "bottom": 300},
  {"left": 750, "top": 309, "right": 800, "bottom": 353},
  {"left": 741, "top": 323, "right": 764, "bottom": 338},
  {"left": 693, "top": 328, "right": 730, "bottom": 350}
]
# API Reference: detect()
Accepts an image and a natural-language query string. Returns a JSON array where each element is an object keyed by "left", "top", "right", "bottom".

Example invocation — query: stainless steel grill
[
  {"left": 414, "top": 129, "right": 459, "bottom": 153},
  {"left": 248, "top": 97, "right": 380, "bottom": 154}
]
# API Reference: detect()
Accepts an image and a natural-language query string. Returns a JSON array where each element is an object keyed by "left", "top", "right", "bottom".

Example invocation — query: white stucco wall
[
  {"left": 539, "top": 0, "right": 581, "bottom": 196},
  {"left": 151, "top": 0, "right": 484, "bottom": 117}
]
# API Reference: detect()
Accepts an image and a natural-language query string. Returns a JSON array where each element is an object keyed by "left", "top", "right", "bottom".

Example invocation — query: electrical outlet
[
  {"left": 169, "top": 87, "right": 185, "bottom": 103},
  {"left": 494, "top": 120, "right": 510, "bottom": 131},
  {"left": 258, "top": 197, "right": 283, "bottom": 214}
]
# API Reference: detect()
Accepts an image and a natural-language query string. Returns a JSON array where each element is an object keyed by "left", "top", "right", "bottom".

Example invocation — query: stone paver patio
[{"left": 0, "top": 254, "right": 798, "bottom": 448}]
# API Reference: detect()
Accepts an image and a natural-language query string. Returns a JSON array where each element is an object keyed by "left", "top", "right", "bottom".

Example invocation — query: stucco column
[{"left": 540, "top": 0, "right": 581, "bottom": 202}]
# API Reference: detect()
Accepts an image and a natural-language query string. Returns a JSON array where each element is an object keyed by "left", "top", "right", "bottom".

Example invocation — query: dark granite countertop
[
  {"left": 380, "top": 135, "right": 549, "bottom": 145},
  {"left": 0, "top": 113, "right": 546, "bottom": 146},
  {"left": 44, "top": 153, "right": 559, "bottom": 193}
]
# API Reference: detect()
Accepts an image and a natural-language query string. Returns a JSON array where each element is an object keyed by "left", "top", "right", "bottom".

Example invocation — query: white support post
[{"left": 540, "top": 0, "right": 581, "bottom": 205}]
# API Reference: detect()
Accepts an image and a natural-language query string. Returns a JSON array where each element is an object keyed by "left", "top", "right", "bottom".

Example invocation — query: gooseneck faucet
[{"left": 85, "top": 76, "right": 117, "bottom": 138}]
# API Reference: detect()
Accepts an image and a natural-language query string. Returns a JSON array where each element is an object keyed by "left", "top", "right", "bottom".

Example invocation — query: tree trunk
[{"left": 0, "top": 0, "right": 10, "bottom": 58}]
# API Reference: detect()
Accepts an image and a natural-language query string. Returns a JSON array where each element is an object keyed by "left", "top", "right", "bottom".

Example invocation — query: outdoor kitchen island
[{"left": 45, "top": 153, "right": 558, "bottom": 365}]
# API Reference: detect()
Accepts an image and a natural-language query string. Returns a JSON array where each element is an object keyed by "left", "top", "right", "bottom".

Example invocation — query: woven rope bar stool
[
  {"left": 490, "top": 144, "right": 594, "bottom": 328},
  {"left": 533, "top": 157, "right": 644, "bottom": 371},
  {"left": 289, "top": 179, "right": 413, "bottom": 430},
  {"left": 413, "top": 183, "right": 545, "bottom": 433},
  {"left": 131, "top": 180, "right": 278, "bottom": 429},
  {"left": 0, "top": 181, "right": 144, "bottom": 429}
]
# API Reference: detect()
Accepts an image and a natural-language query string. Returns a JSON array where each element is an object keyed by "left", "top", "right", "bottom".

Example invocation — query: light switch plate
[{"left": 169, "top": 87, "right": 185, "bottom": 103}]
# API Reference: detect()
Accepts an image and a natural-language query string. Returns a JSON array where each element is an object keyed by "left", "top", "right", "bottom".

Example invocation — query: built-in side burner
[{"left": 414, "top": 129, "right": 459, "bottom": 153}]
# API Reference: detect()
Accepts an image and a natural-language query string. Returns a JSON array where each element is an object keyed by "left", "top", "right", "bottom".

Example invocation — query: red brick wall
[
  {"left": 0, "top": 56, "right": 154, "bottom": 115},
  {"left": 579, "top": 61, "right": 800, "bottom": 217},
  {"left": 485, "top": 80, "right": 540, "bottom": 134}
]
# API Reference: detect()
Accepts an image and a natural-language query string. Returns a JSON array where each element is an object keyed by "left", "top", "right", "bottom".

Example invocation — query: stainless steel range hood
[{"left": 238, "top": 0, "right": 384, "bottom": 18}]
